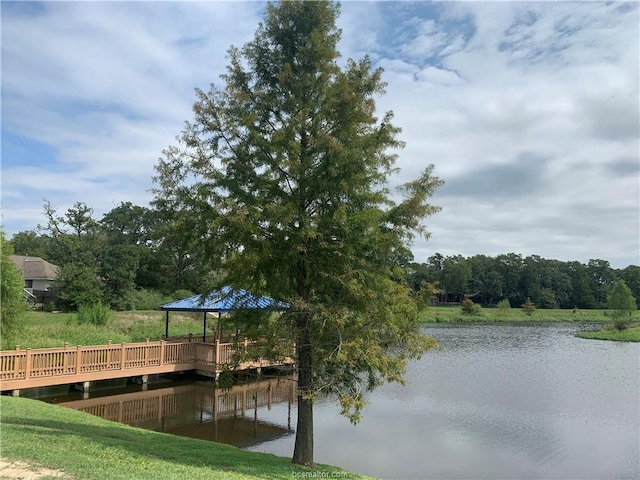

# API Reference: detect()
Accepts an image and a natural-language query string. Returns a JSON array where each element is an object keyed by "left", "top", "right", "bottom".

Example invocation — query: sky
[{"left": 1, "top": 1, "right": 639, "bottom": 269}]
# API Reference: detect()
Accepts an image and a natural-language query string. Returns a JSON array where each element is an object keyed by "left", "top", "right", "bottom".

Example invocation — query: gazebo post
[
  {"left": 217, "top": 312, "right": 222, "bottom": 342},
  {"left": 203, "top": 312, "right": 207, "bottom": 342},
  {"left": 165, "top": 310, "right": 169, "bottom": 339}
]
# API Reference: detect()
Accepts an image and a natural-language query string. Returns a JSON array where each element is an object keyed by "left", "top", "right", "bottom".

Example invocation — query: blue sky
[{"left": 1, "top": 1, "right": 638, "bottom": 268}]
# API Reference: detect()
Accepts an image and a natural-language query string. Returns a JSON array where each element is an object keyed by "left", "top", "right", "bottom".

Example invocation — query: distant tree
[
  {"left": 40, "top": 200, "right": 104, "bottom": 309},
  {"left": 607, "top": 280, "right": 637, "bottom": 331},
  {"left": 100, "top": 244, "right": 138, "bottom": 310},
  {"left": 587, "top": 259, "right": 616, "bottom": 308},
  {"left": 153, "top": 0, "right": 442, "bottom": 467},
  {"left": 495, "top": 253, "right": 524, "bottom": 304},
  {"left": 9, "top": 230, "right": 54, "bottom": 260},
  {"left": 1, "top": 231, "right": 27, "bottom": 339},
  {"left": 468, "top": 254, "right": 502, "bottom": 305},
  {"left": 521, "top": 297, "right": 536, "bottom": 316},
  {"left": 54, "top": 263, "right": 104, "bottom": 309},
  {"left": 441, "top": 255, "right": 471, "bottom": 298},
  {"left": 100, "top": 202, "right": 155, "bottom": 308},
  {"left": 100, "top": 202, "right": 153, "bottom": 246},
  {"left": 619, "top": 265, "right": 640, "bottom": 307},
  {"left": 565, "top": 261, "right": 596, "bottom": 308},
  {"left": 536, "top": 287, "right": 558, "bottom": 309}
]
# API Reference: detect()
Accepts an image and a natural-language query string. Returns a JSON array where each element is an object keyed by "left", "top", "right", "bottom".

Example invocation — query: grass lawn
[
  {"left": 420, "top": 306, "right": 640, "bottom": 323},
  {"left": 575, "top": 324, "right": 640, "bottom": 342},
  {"left": 0, "top": 396, "right": 369, "bottom": 480},
  {"left": 1, "top": 310, "right": 208, "bottom": 350}
]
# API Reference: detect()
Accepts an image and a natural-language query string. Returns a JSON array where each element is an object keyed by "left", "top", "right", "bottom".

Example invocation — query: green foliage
[
  {"left": 55, "top": 263, "right": 104, "bottom": 309},
  {"left": 100, "top": 243, "right": 139, "bottom": 311},
  {"left": 76, "top": 301, "right": 111, "bottom": 326},
  {"left": 3, "top": 310, "right": 206, "bottom": 349},
  {"left": 128, "top": 289, "right": 173, "bottom": 311},
  {"left": 153, "top": 0, "right": 441, "bottom": 466},
  {"left": 441, "top": 255, "right": 471, "bottom": 297},
  {"left": 9, "top": 230, "right": 53, "bottom": 259},
  {"left": 576, "top": 325, "right": 640, "bottom": 342},
  {"left": 461, "top": 298, "right": 475, "bottom": 314},
  {"left": 497, "top": 298, "right": 511, "bottom": 309},
  {"left": 521, "top": 297, "right": 536, "bottom": 316},
  {"left": 1, "top": 231, "right": 27, "bottom": 338},
  {"left": 607, "top": 280, "right": 637, "bottom": 331},
  {"left": 172, "top": 289, "right": 195, "bottom": 301},
  {"left": 408, "top": 253, "right": 635, "bottom": 309}
]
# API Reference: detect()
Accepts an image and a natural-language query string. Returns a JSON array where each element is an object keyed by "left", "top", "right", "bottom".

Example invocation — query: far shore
[{"left": 420, "top": 305, "right": 640, "bottom": 324}]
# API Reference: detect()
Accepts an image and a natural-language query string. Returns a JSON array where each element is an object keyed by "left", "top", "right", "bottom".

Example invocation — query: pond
[
  {"left": 48, "top": 323, "right": 638, "bottom": 479},
  {"left": 247, "top": 324, "right": 639, "bottom": 479}
]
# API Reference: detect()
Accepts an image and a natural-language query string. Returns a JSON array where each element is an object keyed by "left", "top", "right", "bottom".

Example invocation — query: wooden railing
[{"left": 0, "top": 339, "right": 293, "bottom": 392}]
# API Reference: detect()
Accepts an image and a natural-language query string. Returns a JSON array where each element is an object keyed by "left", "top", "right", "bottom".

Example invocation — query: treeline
[
  {"left": 10, "top": 201, "right": 215, "bottom": 311},
  {"left": 11, "top": 201, "right": 639, "bottom": 311},
  {"left": 407, "top": 253, "right": 640, "bottom": 309}
]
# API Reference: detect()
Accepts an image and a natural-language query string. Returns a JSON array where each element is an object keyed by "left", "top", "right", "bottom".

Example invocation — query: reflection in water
[{"left": 54, "top": 375, "right": 296, "bottom": 448}]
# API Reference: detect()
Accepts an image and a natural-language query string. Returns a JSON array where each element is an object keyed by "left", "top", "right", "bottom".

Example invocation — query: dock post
[
  {"left": 13, "top": 345, "right": 20, "bottom": 380},
  {"left": 142, "top": 375, "right": 149, "bottom": 391},
  {"left": 11, "top": 390, "right": 20, "bottom": 397},
  {"left": 83, "top": 381, "right": 90, "bottom": 399}
]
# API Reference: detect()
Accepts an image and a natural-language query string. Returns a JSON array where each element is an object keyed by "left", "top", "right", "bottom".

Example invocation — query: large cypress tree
[{"left": 153, "top": 1, "right": 442, "bottom": 466}]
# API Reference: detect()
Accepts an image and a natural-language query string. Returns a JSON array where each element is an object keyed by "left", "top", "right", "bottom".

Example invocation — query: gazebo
[{"left": 160, "top": 286, "right": 287, "bottom": 342}]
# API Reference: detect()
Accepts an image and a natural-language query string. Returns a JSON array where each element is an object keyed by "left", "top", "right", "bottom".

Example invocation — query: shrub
[
  {"left": 129, "top": 289, "right": 172, "bottom": 311},
  {"left": 521, "top": 297, "right": 536, "bottom": 316},
  {"left": 497, "top": 299, "right": 511, "bottom": 309},
  {"left": 171, "top": 289, "right": 195, "bottom": 301},
  {"left": 612, "top": 317, "right": 629, "bottom": 332},
  {"left": 607, "top": 280, "right": 637, "bottom": 332},
  {"left": 461, "top": 298, "right": 482, "bottom": 316},
  {"left": 77, "top": 301, "right": 111, "bottom": 326}
]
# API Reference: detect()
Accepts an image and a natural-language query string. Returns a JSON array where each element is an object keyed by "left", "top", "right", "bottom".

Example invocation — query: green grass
[
  {"left": 575, "top": 324, "right": 640, "bottom": 342},
  {"left": 420, "top": 306, "right": 640, "bottom": 323},
  {"left": 0, "top": 396, "right": 370, "bottom": 480},
  {"left": 1, "top": 310, "right": 209, "bottom": 350}
]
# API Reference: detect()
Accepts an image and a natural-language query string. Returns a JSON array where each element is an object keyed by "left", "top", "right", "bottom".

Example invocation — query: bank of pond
[
  {"left": 421, "top": 305, "right": 640, "bottom": 324},
  {"left": 0, "top": 395, "right": 368, "bottom": 480}
]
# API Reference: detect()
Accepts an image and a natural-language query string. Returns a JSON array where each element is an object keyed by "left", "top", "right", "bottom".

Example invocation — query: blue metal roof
[{"left": 160, "top": 286, "right": 287, "bottom": 312}]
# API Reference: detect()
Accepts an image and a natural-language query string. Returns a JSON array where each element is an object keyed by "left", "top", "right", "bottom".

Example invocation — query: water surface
[{"left": 248, "top": 324, "right": 639, "bottom": 479}]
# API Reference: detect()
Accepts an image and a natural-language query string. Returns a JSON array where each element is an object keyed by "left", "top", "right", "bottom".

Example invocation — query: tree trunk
[{"left": 292, "top": 311, "right": 314, "bottom": 466}]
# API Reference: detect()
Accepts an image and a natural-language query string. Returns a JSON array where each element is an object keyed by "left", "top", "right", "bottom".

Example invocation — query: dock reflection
[{"left": 56, "top": 375, "right": 296, "bottom": 447}]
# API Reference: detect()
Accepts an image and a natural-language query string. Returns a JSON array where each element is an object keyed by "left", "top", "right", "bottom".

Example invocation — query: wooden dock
[{"left": 0, "top": 339, "right": 293, "bottom": 393}]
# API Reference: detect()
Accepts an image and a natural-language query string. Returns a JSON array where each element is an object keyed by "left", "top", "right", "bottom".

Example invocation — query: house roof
[
  {"left": 10, "top": 255, "right": 59, "bottom": 280},
  {"left": 160, "top": 286, "right": 288, "bottom": 313}
]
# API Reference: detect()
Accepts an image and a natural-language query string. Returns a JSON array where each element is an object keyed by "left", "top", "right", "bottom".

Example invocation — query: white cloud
[{"left": 1, "top": 1, "right": 638, "bottom": 268}]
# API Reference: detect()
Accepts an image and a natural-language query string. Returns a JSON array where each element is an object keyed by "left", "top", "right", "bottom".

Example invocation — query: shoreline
[
  {"left": 0, "top": 396, "right": 371, "bottom": 480},
  {"left": 419, "top": 306, "right": 639, "bottom": 324}
]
